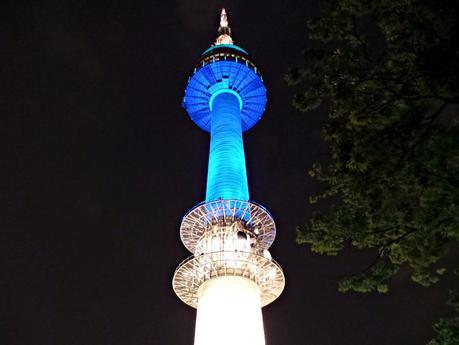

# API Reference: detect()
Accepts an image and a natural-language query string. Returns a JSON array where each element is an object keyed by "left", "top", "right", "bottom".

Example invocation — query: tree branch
[
  {"left": 379, "top": 227, "right": 418, "bottom": 248},
  {"left": 397, "top": 102, "right": 448, "bottom": 166}
]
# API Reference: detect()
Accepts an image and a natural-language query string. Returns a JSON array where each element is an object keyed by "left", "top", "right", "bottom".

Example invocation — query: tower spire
[{"left": 216, "top": 8, "right": 233, "bottom": 45}]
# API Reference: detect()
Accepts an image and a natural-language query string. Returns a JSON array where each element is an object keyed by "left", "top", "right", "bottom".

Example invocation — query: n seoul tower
[{"left": 173, "top": 9, "right": 285, "bottom": 345}]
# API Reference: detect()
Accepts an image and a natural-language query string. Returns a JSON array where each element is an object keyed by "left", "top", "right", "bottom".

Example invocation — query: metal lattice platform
[
  {"left": 180, "top": 200, "right": 276, "bottom": 253},
  {"left": 172, "top": 251, "right": 285, "bottom": 308}
]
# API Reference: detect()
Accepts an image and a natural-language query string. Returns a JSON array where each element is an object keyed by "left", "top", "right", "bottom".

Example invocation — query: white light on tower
[
  {"left": 173, "top": 201, "right": 284, "bottom": 345},
  {"left": 194, "top": 276, "right": 264, "bottom": 345}
]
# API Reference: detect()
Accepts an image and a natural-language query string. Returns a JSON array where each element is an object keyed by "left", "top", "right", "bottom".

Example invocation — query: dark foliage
[{"left": 287, "top": 0, "right": 459, "bottom": 342}]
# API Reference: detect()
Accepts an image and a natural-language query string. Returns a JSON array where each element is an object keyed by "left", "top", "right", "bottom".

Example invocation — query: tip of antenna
[
  {"left": 216, "top": 8, "right": 233, "bottom": 45},
  {"left": 220, "top": 8, "right": 228, "bottom": 28}
]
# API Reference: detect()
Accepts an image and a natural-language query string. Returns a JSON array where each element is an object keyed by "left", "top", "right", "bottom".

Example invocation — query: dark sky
[{"left": 0, "top": 1, "right": 451, "bottom": 344}]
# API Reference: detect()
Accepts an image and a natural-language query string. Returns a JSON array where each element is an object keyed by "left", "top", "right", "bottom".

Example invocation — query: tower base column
[{"left": 194, "top": 276, "right": 265, "bottom": 345}]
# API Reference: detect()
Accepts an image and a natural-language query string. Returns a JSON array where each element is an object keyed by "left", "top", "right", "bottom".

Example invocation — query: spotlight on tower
[{"left": 173, "top": 9, "right": 285, "bottom": 345}]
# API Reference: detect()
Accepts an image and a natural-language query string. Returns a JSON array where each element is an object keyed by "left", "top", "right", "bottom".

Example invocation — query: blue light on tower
[
  {"left": 183, "top": 38, "right": 267, "bottom": 202},
  {"left": 173, "top": 10, "right": 284, "bottom": 345}
]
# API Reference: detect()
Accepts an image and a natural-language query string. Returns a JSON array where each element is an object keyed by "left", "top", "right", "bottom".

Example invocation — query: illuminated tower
[{"left": 173, "top": 9, "right": 285, "bottom": 345}]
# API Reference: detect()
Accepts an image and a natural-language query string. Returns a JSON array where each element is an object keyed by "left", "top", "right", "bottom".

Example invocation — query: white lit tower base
[{"left": 173, "top": 10, "right": 285, "bottom": 345}]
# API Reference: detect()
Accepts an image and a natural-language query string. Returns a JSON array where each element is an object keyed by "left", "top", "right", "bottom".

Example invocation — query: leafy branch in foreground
[
  {"left": 288, "top": 0, "right": 459, "bottom": 342},
  {"left": 428, "top": 284, "right": 459, "bottom": 345}
]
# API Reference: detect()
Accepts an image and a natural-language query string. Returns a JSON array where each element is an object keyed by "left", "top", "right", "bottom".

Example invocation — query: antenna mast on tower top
[{"left": 216, "top": 8, "right": 233, "bottom": 45}]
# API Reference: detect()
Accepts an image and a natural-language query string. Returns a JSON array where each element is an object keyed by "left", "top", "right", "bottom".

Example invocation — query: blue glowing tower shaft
[{"left": 206, "top": 92, "right": 249, "bottom": 202}]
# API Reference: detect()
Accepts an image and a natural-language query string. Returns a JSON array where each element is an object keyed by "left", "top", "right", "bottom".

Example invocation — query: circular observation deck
[
  {"left": 179, "top": 199, "right": 276, "bottom": 254},
  {"left": 182, "top": 44, "right": 267, "bottom": 132},
  {"left": 172, "top": 251, "right": 285, "bottom": 308}
]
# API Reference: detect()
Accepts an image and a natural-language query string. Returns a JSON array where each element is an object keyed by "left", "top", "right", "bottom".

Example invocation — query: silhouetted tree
[{"left": 286, "top": 0, "right": 459, "bottom": 342}]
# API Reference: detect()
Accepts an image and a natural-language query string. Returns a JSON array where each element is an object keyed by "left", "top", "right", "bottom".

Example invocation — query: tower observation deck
[{"left": 173, "top": 9, "right": 285, "bottom": 345}]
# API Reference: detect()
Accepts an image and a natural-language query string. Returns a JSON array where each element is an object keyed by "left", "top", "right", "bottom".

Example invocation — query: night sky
[{"left": 1, "top": 1, "right": 451, "bottom": 344}]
